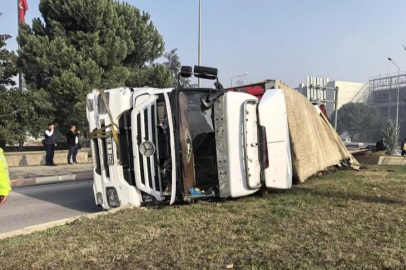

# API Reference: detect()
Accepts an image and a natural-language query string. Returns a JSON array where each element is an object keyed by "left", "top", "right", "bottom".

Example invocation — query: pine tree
[
  {"left": 18, "top": 0, "right": 172, "bottom": 131},
  {"left": 332, "top": 102, "right": 381, "bottom": 142},
  {"left": 381, "top": 119, "right": 399, "bottom": 155}
]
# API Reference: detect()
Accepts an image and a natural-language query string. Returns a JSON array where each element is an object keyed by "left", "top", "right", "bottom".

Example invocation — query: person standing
[
  {"left": 44, "top": 123, "right": 57, "bottom": 166},
  {"left": 401, "top": 138, "right": 406, "bottom": 156},
  {"left": 376, "top": 137, "right": 386, "bottom": 152},
  {"left": 67, "top": 125, "right": 80, "bottom": 164}
]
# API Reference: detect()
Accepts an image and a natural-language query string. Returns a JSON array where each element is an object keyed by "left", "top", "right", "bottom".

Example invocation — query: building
[
  {"left": 325, "top": 81, "right": 367, "bottom": 117},
  {"left": 295, "top": 76, "right": 367, "bottom": 117},
  {"left": 365, "top": 71, "right": 406, "bottom": 123}
]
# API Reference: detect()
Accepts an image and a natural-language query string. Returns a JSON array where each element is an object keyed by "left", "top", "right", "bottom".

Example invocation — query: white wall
[{"left": 326, "top": 81, "right": 366, "bottom": 117}]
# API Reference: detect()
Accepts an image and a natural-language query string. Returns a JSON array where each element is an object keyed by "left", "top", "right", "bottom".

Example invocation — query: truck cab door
[{"left": 258, "top": 89, "right": 292, "bottom": 189}]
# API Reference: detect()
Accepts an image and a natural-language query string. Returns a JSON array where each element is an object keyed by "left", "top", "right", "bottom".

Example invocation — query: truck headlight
[{"left": 106, "top": 187, "right": 120, "bottom": 208}]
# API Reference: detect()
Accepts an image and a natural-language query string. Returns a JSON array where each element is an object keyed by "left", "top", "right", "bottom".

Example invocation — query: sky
[{"left": 1, "top": 0, "right": 406, "bottom": 88}]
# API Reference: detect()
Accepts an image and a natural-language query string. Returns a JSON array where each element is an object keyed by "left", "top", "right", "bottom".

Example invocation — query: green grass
[{"left": 1, "top": 166, "right": 406, "bottom": 269}]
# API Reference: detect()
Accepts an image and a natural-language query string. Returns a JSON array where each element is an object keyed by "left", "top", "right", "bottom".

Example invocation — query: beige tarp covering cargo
[{"left": 270, "top": 80, "right": 359, "bottom": 182}]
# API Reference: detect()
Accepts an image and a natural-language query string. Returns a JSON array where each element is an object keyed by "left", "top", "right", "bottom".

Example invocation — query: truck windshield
[{"left": 177, "top": 91, "right": 218, "bottom": 196}]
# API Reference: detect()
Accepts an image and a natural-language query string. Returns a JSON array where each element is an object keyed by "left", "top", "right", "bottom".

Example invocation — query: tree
[
  {"left": 0, "top": 88, "right": 51, "bottom": 146},
  {"left": 17, "top": 0, "right": 172, "bottom": 132},
  {"left": 0, "top": 13, "right": 17, "bottom": 147},
  {"left": 164, "top": 48, "right": 195, "bottom": 88},
  {"left": 0, "top": 14, "right": 50, "bottom": 147},
  {"left": 333, "top": 102, "right": 381, "bottom": 142},
  {"left": 380, "top": 119, "right": 399, "bottom": 155}
]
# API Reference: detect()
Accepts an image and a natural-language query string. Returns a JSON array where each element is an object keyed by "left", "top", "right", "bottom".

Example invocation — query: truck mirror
[
  {"left": 180, "top": 66, "right": 192, "bottom": 78},
  {"left": 194, "top": 65, "right": 218, "bottom": 80}
]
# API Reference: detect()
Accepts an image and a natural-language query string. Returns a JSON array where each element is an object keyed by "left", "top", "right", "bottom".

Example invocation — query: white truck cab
[{"left": 86, "top": 66, "right": 292, "bottom": 210}]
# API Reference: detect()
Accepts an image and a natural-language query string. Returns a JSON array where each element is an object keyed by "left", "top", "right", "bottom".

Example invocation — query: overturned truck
[{"left": 86, "top": 66, "right": 292, "bottom": 210}]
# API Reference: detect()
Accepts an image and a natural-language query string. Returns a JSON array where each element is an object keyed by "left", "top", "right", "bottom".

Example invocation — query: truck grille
[{"left": 135, "top": 102, "right": 161, "bottom": 196}]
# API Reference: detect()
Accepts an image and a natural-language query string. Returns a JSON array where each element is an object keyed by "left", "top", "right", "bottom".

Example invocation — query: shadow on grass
[{"left": 298, "top": 187, "right": 405, "bottom": 205}]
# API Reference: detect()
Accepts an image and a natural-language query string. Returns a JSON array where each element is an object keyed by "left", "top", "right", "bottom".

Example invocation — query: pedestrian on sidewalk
[
  {"left": 0, "top": 147, "right": 11, "bottom": 207},
  {"left": 44, "top": 123, "right": 57, "bottom": 166},
  {"left": 67, "top": 125, "right": 80, "bottom": 165}
]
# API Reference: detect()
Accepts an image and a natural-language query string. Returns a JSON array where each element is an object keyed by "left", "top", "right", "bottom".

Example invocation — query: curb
[
  {"left": 0, "top": 205, "right": 136, "bottom": 241},
  {"left": 10, "top": 173, "right": 93, "bottom": 188}
]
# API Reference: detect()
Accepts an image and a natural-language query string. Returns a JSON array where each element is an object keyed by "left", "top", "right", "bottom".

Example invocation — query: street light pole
[
  {"left": 388, "top": 58, "right": 400, "bottom": 130},
  {"left": 198, "top": 0, "right": 201, "bottom": 88}
]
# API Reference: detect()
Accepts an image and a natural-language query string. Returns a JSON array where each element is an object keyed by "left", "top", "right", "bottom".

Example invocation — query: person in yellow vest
[
  {"left": 0, "top": 147, "right": 11, "bottom": 207},
  {"left": 402, "top": 138, "right": 406, "bottom": 156}
]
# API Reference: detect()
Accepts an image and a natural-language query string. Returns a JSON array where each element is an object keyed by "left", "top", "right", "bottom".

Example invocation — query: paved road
[{"left": 0, "top": 181, "right": 101, "bottom": 234}]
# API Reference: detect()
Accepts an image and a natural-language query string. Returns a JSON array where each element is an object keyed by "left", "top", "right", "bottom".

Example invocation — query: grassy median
[{"left": 1, "top": 166, "right": 406, "bottom": 269}]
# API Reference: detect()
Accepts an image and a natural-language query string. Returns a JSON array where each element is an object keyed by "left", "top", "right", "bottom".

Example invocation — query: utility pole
[{"left": 198, "top": 0, "right": 201, "bottom": 88}]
